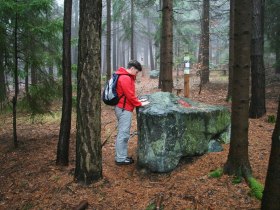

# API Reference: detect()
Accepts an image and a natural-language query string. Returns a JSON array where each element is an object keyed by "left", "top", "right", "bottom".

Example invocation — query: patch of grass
[
  {"left": 247, "top": 177, "right": 264, "bottom": 200},
  {"left": 208, "top": 168, "right": 223, "bottom": 178},
  {"left": 267, "top": 115, "right": 276, "bottom": 123}
]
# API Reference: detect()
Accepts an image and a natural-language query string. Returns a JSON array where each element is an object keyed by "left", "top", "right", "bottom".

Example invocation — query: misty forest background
[{"left": 1, "top": 0, "right": 280, "bottom": 209}]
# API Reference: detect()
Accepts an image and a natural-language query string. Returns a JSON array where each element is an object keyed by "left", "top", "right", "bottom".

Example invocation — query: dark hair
[{"left": 127, "top": 60, "right": 142, "bottom": 71}]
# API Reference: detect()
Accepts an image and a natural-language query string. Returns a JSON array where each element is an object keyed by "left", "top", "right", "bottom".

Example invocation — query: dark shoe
[
  {"left": 127, "top": 156, "right": 134, "bottom": 162},
  {"left": 115, "top": 157, "right": 134, "bottom": 165}
]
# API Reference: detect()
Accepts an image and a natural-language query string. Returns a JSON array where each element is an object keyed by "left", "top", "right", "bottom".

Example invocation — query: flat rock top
[{"left": 139, "top": 92, "right": 227, "bottom": 115}]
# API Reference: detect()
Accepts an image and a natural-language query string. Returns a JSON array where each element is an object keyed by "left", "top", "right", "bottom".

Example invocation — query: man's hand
[
  {"left": 139, "top": 98, "right": 148, "bottom": 102},
  {"left": 141, "top": 101, "right": 150, "bottom": 106}
]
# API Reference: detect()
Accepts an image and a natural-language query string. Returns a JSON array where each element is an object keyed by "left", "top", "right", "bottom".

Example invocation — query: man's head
[{"left": 127, "top": 60, "right": 142, "bottom": 72}]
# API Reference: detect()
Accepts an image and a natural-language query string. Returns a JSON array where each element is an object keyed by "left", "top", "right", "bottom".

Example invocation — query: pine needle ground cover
[{"left": 0, "top": 77, "right": 277, "bottom": 209}]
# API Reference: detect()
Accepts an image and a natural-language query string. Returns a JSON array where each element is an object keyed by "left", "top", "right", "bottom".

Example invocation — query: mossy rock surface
[{"left": 136, "top": 92, "right": 231, "bottom": 172}]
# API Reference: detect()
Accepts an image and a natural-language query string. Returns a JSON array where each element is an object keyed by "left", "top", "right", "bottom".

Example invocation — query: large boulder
[{"left": 136, "top": 92, "right": 231, "bottom": 172}]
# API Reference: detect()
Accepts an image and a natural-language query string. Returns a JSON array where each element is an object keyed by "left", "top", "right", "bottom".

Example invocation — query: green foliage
[
  {"left": 145, "top": 203, "right": 156, "bottom": 210},
  {"left": 18, "top": 79, "right": 62, "bottom": 117},
  {"left": 145, "top": 202, "right": 164, "bottom": 210},
  {"left": 208, "top": 168, "right": 223, "bottom": 178},
  {"left": 268, "top": 115, "right": 276, "bottom": 123},
  {"left": 247, "top": 177, "right": 264, "bottom": 200}
]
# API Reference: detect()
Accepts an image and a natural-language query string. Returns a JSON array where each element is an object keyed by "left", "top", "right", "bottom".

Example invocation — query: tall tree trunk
[
  {"left": 223, "top": 0, "right": 252, "bottom": 178},
  {"left": 249, "top": 0, "right": 266, "bottom": 118},
  {"left": 200, "top": 0, "right": 210, "bottom": 84},
  {"left": 0, "top": 52, "right": 6, "bottom": 108},
  {"left": 31, "top": 62, "right": 37, "bottom": 85},
  {"left": 227, "top": 0, "right": 234, "bottom": 101},
  {"left": 24, "top": 62, "right": 29, "bottom": 94},
  {"left": 148, "top": 19, "right": 155, "bottom": 70},
  {"left": 130, "top": 0, "right": 135, "bottom": 59},
  {"left": 0, "top": 25, "right": 6, "bottom": 108},
  {"left": 160, "top": 0, "right": 173, "bottom": 92},
  {"left": 72, "top": 0, "right": 79, "bottom": 65},
  {"left": 261, "top": 98, "right": 280, "bottom": 210},
  {"left": 57, "top": 0, "right": 73, "bottom": 166},
  {"left": 106, "top": 0, "right": 111, "bottom": 80},
  {"left": 13, "top": 6, "right": 19, "bottom": 148},
  {"left": 276, "top": 47, "right": 280, "bottom": 74},
  {"left": 75, "top": 0, "right": 102, "bottom": 185},
  {"left": 112, "top": 20, "right": 117, "bottom": 71}
]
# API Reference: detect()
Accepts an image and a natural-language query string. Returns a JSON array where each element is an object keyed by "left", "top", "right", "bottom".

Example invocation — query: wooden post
[
  {"left": 184, "top": 74, "right": 190, "bottom": 98},
  {"left": 183, "top": 54, "right": 190, "bottom": 98}
]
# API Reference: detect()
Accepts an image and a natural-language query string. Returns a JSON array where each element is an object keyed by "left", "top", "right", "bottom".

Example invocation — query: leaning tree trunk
[
  {"left": 56, "top": 0, "right": 73, "bottom": 166},
  {"left": 249, "top": 0, "right": 266, "bottom": 118},
  {"left": 261, "top": 98, "right": 280, "bottom": 210},
  {"left": 223, "top": 0, "right": 252, "bottom": 178},
  {"left": 74, "top": 0, "right": 102, "bottom": 185},
  {"left": 159, "top": 0, "right": 173, "bottom": 92}
]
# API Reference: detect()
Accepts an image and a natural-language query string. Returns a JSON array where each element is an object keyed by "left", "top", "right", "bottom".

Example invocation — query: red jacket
[{"left": 115, "top": 67, "right": 142, "bottom": 112}]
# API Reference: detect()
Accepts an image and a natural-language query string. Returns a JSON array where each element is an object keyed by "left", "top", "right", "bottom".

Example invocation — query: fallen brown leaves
[{"left": 0, "top": 75, "right": 278, "bottom": 209}]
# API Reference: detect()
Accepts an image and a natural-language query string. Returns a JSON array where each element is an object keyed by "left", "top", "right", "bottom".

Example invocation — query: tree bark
[
  {"left": 261, "top": 98, "right": 280, "bottom": 210},
  {"left": 224, "top": 0, "right": 252, "bottom": 178},
  {"left": 106, "top": 0, "right": 111, "bottom": 80},
  {"left": 75, "top": 0, "right": 102, "bottom": 184},
  {"left": 249, "top": 0, "right": 266, "bottom": 118},
  {"left": 200, "top": 0, "right": 210, "bottom": 85},
  {"left": 160, "top": 0, "right": 173, "bottom": 92},
  {"left": 57, "top": 0, "right": 73, "bottom": 166}
]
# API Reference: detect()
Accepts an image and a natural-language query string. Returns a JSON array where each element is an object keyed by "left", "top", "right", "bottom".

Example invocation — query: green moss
[
  {"left": 209, "top": 168, "right": 223, "bottom": 178},
  {"left": 248, "top": 177, "right": 264, "bottom": 200},
  {"left": 232, "top": 176, "right": 242, "bottom": 184}
]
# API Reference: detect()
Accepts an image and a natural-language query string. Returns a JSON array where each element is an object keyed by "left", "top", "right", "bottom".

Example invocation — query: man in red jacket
[{"left": 114, "top": 60, "right": 150, "bottom": 165}]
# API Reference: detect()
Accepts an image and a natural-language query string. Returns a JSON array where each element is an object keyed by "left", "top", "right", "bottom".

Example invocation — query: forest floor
[{"left": 0, "top": 73, "right": 278, "bottom": 210}]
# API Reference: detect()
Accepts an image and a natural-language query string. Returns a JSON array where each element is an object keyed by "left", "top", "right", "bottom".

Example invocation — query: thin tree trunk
[
  {"left": 72, "top": 0, "right": 79, "bottom": 65},
  {"left": 75, "top": 0, "right": 102, "bottom": 185},
  {"left": 24, "top": 62, "right": 29, "bottom": 94},
  {"left": 57, "top": 0, "right": 73, "bottom": 166},
  {"left": 227, "top": 0, "right": 234, "bottom": 101},
  {"left": 112, "top": 20, "right": 117, "bottom": 71},
  {"left": 261, "top": 98, "right": 280, "bottom": 210},
  {"left": 106, "top": 0, "right": 111, "bottom": 80},
  {"left": 13, "top": 6, "right": 19, "bottom": 148},
  {"left": 148, "top": 19, "right": 155, "bottom": 70},
  {"left": 223, "top": 0, "right": 252, "bottom": 178},
  {"left": 130, "top": 0, "right": 135, "bottom": 59},
  {"left": 249, "top": 0, "right": 266, "bottom": 118},
  {"left": 201, "top": 0, "right": 210, "bottom": 84},
  {"left": 276, "top": 48, "right": 280, "bottom": 74},
  {"left": 159, "top": 0, "right": 173, "bottom": 92},
  {"left": 0, "top": 51, "right": 6, "bottom": 107}
]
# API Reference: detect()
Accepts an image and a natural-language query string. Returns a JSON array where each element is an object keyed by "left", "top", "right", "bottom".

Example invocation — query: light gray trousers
[{"left": 115, "top": 106, "right": 132, "bottom": 162}]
